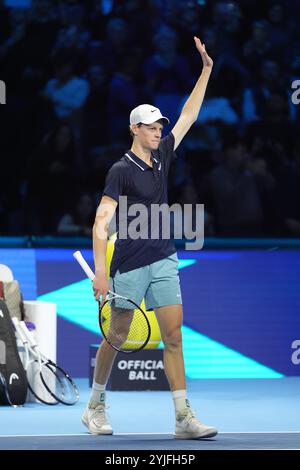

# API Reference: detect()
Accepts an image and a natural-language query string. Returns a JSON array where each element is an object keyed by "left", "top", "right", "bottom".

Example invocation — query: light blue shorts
[{"left": 109, "top": 253, "right": 182, "bottom": 311}]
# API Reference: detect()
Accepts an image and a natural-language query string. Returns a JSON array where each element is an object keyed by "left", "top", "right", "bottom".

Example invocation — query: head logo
[{"left": 9, "top": 373, "right": 19, "bottom": 384}]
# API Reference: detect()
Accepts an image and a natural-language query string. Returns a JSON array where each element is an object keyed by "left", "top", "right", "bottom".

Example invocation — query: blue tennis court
[{"left": 1, "top": 378, "right": 300, "bottom": 450}]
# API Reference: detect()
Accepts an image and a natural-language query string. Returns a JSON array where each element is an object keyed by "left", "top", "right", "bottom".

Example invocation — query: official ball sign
[{"left": 89, "top": 345, "right": 169, "bottom": 390}]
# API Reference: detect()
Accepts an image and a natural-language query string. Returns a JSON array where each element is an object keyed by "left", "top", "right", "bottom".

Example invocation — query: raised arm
[{"left": 172, "top": 36, "right": 213, "bottom": 150}]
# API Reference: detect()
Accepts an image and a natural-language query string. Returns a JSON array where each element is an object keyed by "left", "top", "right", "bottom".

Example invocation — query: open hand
[{"left": 194, "top": 36, "right": 213, "bottom": 69}]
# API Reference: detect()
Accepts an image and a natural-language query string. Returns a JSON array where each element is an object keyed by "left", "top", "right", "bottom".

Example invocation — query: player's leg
[
  {"left": 147, "top": 254, "right": 218, "bottom": 439},
  {"left": 83, "top": 266, "right": 149, "bottom": 434},
  {"left": 82, "top": 337, "right": 116, "bottom": 435},
  {"left": 154, "top": 304, "right": 186, "bottom": 391},
  {"left": 155, "top": 304, "right": 217, "bottom": 439},
  {"left": 145, "top": 253, "right": 185, "bottom": 391},
  {"left": 106, "top": 306, "right": 134, "bottom": 348}
]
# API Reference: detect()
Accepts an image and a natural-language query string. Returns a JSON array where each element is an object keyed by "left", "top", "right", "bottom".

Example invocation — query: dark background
[{"left": 1, "top": 0, "right": 300, "bottom": 239}]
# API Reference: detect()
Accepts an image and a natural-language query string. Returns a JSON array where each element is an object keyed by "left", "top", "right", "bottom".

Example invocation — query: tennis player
[{"left": 82, "top": 37, "right": 218, "bottom": 439}]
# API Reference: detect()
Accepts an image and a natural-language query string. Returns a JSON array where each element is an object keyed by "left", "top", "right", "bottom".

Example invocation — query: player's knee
[
  {"left": 162, "top": 328, "right": 182, "bottom": 351},
  {"left": 108, "top": 330, "right": 128, "bottom": 347}
]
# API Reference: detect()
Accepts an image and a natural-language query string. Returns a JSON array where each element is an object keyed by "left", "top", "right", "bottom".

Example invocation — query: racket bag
[
  {"left": 0, "top": 280, "right": 25, "bottom": 321},
  {"left": 0, "top": 299, "right": 27, "bottom": 405}
]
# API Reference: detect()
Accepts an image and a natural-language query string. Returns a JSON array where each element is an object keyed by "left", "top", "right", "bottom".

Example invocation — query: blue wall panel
[{"left": 1, "top": 248, "right": 299, "bottom": 378}]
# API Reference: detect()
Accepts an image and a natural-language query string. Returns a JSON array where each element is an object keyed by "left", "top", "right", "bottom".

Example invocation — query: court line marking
[{"left": 0, "top": 431, "right": 300, "bottom": 438}]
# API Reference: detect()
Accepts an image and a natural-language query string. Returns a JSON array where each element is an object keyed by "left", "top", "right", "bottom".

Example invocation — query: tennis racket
[
  {"left": 0, "top": 338, "right": 15, "bottom": 406},
  {"left": 73, "top": 250, "right": 151, "bottom": 353},
  {"left": 12, "top": 318, "right": 79, "bottom": 405},
  {"left": 0, "top": 370, "right": 18, "bottom": 407}
]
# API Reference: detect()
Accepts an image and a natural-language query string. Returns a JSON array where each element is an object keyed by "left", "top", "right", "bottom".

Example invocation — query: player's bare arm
[
  {"left": 172, "top": 36, "right": 213, "bottom": 150},
  {"left": 93, "top": 195, "right": 118, "bottom": 303}
]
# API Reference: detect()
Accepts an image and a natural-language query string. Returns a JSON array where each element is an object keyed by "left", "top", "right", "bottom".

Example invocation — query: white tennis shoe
[
  {"left": 175, "top": 407, "right": 218, "bottom": 439},
  {"left": 82, "top": 401, "right": 113, "bottom": 435}
]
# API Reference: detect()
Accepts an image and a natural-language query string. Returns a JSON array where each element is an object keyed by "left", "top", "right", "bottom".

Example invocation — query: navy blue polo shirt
[{"left": 102, "top": 132, "right": 177, "bottom": 277}]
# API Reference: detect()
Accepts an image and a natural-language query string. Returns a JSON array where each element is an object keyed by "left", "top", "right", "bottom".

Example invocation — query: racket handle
[
  {"left": 19, "top": 321, "right": 38, "bottom": 348},
  {"left": 12, "top": 318, "right": 30, "bottom": 347},
  {"left": 11, "top": 316, "right": 19, "bottom": 328},
  {"left": 73, "top": 250, "right": 95, "bottom": 281},
  {"left": 11, "top": 317, "right": 26, "bottom": 343}
]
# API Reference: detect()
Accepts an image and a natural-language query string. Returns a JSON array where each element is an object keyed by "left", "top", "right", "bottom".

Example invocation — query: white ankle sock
[
  {"left": 172, "top": 389, "right": 189, "bottom": 414},
  {"left": 90, "top": 381, "right": 106, "bottom": 405}
]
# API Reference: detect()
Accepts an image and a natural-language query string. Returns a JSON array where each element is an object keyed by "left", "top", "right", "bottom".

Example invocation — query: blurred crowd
[{"left": 1, "top": 0, "right": 300, "bottom": 237}]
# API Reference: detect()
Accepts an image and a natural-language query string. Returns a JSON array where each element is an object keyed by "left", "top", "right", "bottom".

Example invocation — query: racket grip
[
  {"left": 11, "top": 317, "right": 28, "bottom": 345},
  {"left": 19, "top": 321, "right": 38, "bottom": 348},
  {"left": 73, "top": 250, "right": 95, "bottom": 281},
  {"left": 11, "top": 316, "right": 19, "bottom": 328}
]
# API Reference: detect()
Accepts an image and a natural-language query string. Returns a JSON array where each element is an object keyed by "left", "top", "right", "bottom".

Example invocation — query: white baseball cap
[{"left": 129, "top": 104, "right": 170, "bottom": 125}]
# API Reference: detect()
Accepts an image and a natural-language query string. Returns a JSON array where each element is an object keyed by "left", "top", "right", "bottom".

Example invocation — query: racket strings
[
  {"left": 100, "top": 297, "right": 150, "bottom": 352},
  {"left": 42, "top": 362, "right": 79, "bottom": 405},
  {"left": 27, "top": 360, "right": 58, "bottom": 405}
]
